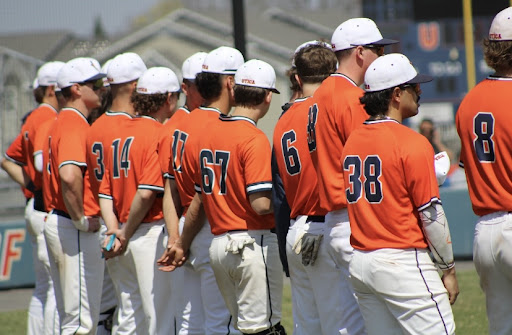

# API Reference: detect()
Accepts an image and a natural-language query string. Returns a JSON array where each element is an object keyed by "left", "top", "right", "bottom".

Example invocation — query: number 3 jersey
[
  {"left": 99, "top": 116, "right": 164, "bottom": 223},
  {"left": 194, "top": 115, "right": 275, "bottom": 235},
  {"left": 342, "top": 119, "right": 440, "bottom": 251},
  {"left": 456, "top": 77, "right": 512, "bottom": 216}
]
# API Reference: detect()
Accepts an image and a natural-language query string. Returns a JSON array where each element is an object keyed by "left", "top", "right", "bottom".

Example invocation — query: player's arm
[
  {"left": 0, "top": 158, "right": 31, "bottom": 188},
  {"left": 99, "top": 197, "right": 122, "bottom": 257},
  {"left": 162, "top": 178, "right": 181, "bottom": 245},
  {"left": 117, "top": 188, "right": 157, "bottom": 248},
  {"left": 249, "top": 191, "right": 273, "bottom": 215},
  {"left": 419, "top": 202, "right": 459, "bottom": 304}
]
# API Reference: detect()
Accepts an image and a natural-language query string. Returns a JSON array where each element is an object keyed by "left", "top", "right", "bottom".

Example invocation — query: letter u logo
[{"left": 418, "top": 22, "right": 440, "bottom": 52}]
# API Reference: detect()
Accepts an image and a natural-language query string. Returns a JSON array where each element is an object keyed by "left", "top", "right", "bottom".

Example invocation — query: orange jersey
[
  {"left": 99, "top": 116, "right": 164, "bottom": 223},
  {"left": 342, "top": 119, "right": 440, "bottom": 251},
  {"left": 158, "top": 107, "right": 190, "bottom": 179},
  {"left": 21, "top": 103, "right": 58, "bottom": 190},
  {"left": 196, "top": 115, "right": 275, "bottom": 235},
  {"left": 309, "top": 74, "right": 368, "bottom": 212},
  {"left": 4, "top": 133, "right": 33, "bottom": 199},
  {"left": 86, "top": 111, "right": 133, "bottom": 215},
  {"left": 170, "top": 107, "right": 223, "bottom": 210},
  {"left": 47, "top": 108, "right": 97, "bottom": 215},
  {"left": 35, "top": 118, "right": 56, "bottom": 212},
  {"left": 456, "top": 77, "right": 512, "bottom": 216},
  {"left": 272, "top": 97, "right": 326, "bottom": 218}
]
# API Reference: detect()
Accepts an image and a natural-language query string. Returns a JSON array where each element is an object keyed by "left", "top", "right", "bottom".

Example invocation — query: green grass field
[{"left": 0, "top": 267, "right": 488, "bottom": 335}]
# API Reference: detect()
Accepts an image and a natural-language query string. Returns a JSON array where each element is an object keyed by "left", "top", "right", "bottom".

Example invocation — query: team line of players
[{"left": 2, "top": 7, "right": 512, "bottom": 335}]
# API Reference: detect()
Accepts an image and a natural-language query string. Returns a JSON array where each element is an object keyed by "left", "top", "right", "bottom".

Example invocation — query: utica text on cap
[
  {"left": 37, "top": 61, "right": 66, "bottom": 86},
  {"left": 202, "top": 46, "right": 244, "bottom": 75},
  {"left": 57, "top": 57, "right": 105, "bottom": 89},
  {"left": 182, "top": 52, "right": 208, "bottom": 80},
  {"left": 107, "top": 52, "right": 147, "bottom": 84},
  {"left": 136, "top": 67, "right": 180, "bottom": 94},
  {"left": 235, "top": 59, "right": 280, "bottom": 94},
  {"left": 331, "top": 18, "right": 398, "bottom": 51},
  {"left": 489, "top": 7, "right": 512, "bottom": 41},
  {"left": 363, "top": 53, "right": 433, "bottom": 92}
]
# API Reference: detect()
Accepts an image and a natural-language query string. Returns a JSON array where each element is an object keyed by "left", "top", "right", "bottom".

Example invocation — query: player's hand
[
  {"left": 300, "top": 233, "right": 323, "bottom": 266},
  {"left": 441, "top": 267, "right": 459, "bottom": 305},
  {"left": 157, "top": 240, "right": 188, "bottom": 272},
  {"left": 87, "top": 216, "right": 101, "bottom": 232},
  {"left": 102, "top": 235, "right": 123, "bottom": 260},
  {"left": 105, "top": 228, "right": 127, "bottom": 254}
]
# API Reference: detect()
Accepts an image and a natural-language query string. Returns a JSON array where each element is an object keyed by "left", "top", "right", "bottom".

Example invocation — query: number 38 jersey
[
  {"left": 342, "top": 119, "right": 439, "bottom": 251},
  {"left": 99, "top": 116, "right": 164, "bottom": 223},
  {"left": 456, "top": 77, "right": 512, "bottom": 216},
  {"left": 194, "top": 115, "right": 275, "bottom": 235}
]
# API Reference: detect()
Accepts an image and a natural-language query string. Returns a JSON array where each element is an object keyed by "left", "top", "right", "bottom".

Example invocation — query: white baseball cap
[
  {"left": 434, "top": 151, "right": 451, "bottom": 186},
  {"left": 292, "top": 40, "right": 332, "bottom": 67},
  {"left": 57, "top": 57, "right": 105, "bottom": 89},
  {"left": 31, "top": 78, "right": 39, "bottom": 89},
  {"left": 363, "top": 53, "right": 432, "bottom": 92},
  {"left": 182, "top": 52, "right": 208, "bottom": 80},
  {"left": 107, "top": 52, "right": 147, "bottom": 84},
  {"left": 136, "top": 67, "right": 180, "bottom": 94},
  {"left": 331, "top": 18, "right": 398, "bottom": 51},
  {"left": 489, "top": 7, "right": 512, "bottom": 41},
  {"left": 235, "top": 59, "right": 280, "bottom": 94},
  {"left": 202, "top": 46, "right": 245, "bottom": 75},
  {"left": 37, "top": 61, "right": 65, "bottom": 86},
  {"left": 101, "top": 59, "right": 113, "bottom": 87}
]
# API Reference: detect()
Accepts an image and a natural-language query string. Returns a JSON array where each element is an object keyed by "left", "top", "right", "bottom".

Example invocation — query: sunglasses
[
  {"left": 78, "top": 78, "right": 104, "bottom": 91},
  {"left": 363, "top": 45, "right": 385, "bottom": 57},
  {"left": 399, "top": 83, "right": 421, "bottom": 94}
]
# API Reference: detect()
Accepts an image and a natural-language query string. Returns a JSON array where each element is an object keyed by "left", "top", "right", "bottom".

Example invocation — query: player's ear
[
  {"left": 294, "top": 74, "right": 303, "bottom": 89},
  {"left": 70, "top": 83, "right": 81, "bottom": 98},
  {"left": 265, "top": 90, "right": 273, "bottom": 105},
  {"left": 391, "top": 86, "right": 402, "bottom": 103},
  {"left": 181, "top": 82, "right": 188, "bottom": 96}
]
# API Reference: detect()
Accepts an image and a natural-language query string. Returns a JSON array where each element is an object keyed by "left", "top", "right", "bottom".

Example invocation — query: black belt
[
  {"left": 306, "top": 215, "right": 325, "bottom": 222},
  {"left": 51, "top": 209, "right": 71, "bottom": 219}
]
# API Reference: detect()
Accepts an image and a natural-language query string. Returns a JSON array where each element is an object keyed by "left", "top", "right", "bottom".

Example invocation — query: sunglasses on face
[
  {"left": 363, "top": 45, "right": 385, "bottom": 57},
  {"left": 400, "top": 83, "right": 420, "bottom": 94},
  {"left": 78, "top": 78, "right": 104, "bottom": 91}
]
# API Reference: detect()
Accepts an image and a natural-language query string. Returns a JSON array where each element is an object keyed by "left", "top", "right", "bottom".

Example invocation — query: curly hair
[
  {"left": 234, "top": 85, "right": 267, "bottom": 107},
  {"left": 294, "top": 44, "right": 337, "bottom": 84},
  {"left": 359, "top": 88, "right": 394, "bottom": 117},
  {"left": 483, "top": 39, "right": 512, "bottom": 73},
  {"left": 131, "top": 92, "right": 168, "bottom": 116}
]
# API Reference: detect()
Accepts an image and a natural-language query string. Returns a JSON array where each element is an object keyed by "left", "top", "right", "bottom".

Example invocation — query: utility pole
[{"left": 232, "top": 0, "right": 247, "bottom": 58}]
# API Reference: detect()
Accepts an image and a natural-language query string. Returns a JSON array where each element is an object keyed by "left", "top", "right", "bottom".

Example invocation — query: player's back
[
  {"left": 310, "top": 74, "right": 368, "bottom": 212},
  {"left": 158, "top": 106, "right": 190, "bottom": 178},
  {"left": 100, "top": 116, "right": 164, "bottom": 223},
  {"left": 172, "top": 107, "right": 223, "bottom": 211},
  {"left": 456, "top": 77, "right": 512, "bottom": 215},
  {"left": 273, "top": 97, "right": 326, "bottom": 218},
  {"left": 199, "top": 115, "right": 274, "bottom": 235},
  {"left": 342, "top": 119, "right": 438, "bottom": 251}
]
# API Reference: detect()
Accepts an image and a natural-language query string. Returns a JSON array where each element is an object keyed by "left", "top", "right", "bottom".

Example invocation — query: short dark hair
[
  {"left": 131, "top": 92, "right": 168, "bottom": 115},
  {"left": 60, "top": 86, "right": 72, "bottom": 99},
  {"left": 483, "top": 39, "right": 512, "bottom": 73},
  {"left": 33, "top": 86, "right": 46, "bottom": 104},
  {"left": 294, "top": 44, "right": 337, "bottom": 84},
  {"left": 359, "top": 88, "right": 394, "bottom": 117},
  {"left": 234, "top": 85, "right": 267, "bottom": 107},
  {"left": 196, "top": 72, "right": 223, "bottom": 101},
  {"left": 335, "top": 48, "right": 354, "bottom": 62},
  {"left": 286, "top": 67, "right": 301, "bottom": 93}
]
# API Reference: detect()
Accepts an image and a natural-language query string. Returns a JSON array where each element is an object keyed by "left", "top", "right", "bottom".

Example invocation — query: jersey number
[
  {"left": 200, "top": 150, "right": 230, "bottom": 195},
  {"left": 307, "top": 104, "right": 318, "bottom": 153},
  {"left": 91, "top": 142, "right": 104, "bottom": 181},
  {"left": 111, "top": 137, "right": 134, "bottom": 178},
  {"left": 171, "top": 130, "right": 188, "bottom": 173},
  {"left": 473, "top": 113, "right": 495, "bottom": 162},
  {"left": 281, "top": 130, "right": 301, "bottom": 175},
  {"left": 343, "top": 155, "right": 383, "bottom": 204}
]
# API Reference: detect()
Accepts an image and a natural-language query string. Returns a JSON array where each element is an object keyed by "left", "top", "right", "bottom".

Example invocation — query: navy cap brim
[
  {"left": 270, "top": 88, "right": 280, "bottom": 94},
  {"left": 405, "top": 73, "right": 433, "bottom": 85},
  {"left": 352, "top": 38, "right": 399, "bottom": 47},
  {"left": 86, "top": 72, "right": 107, "bottom": 81}
]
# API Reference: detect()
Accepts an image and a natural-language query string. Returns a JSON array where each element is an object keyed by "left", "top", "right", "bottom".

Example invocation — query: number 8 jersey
[
  {"left": 456, "top": 76, "right": 512, "bottom": 216},
  {"left": 342, "top": 119, "right": 440, "bottom": 250}
]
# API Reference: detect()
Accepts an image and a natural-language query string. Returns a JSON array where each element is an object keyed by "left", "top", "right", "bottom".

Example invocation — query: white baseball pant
[
  {"left": 176, "top": 216, "right": 237, "bottom": 335},
  {"left": 324, "top": 208, "right": 367, "bottom": 335},
  {"left": 44, "top": 212, "right": 104, "bottom": 335},
  {"left": 473, "top": 211, "right": 512, "bottom": 335},
  {"left": 106, "top": 221, "right": 173, "bottom": 335},
  {"left": 209, "top": 230, "right": 283, "bottom": 334},
  {"left": 286, "top": 215, "right": 353, "bottom": 335},
  {"left": 350, "top": 248, "right": 455, "bottom": 335}
]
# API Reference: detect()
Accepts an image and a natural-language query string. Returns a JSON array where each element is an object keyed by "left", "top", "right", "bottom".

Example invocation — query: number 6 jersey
[
  {"left": 456, "top": 76, "right": 512, "bottom": 216},
  {"left": 342, "top": 119, "right": 440, "bottom": 251}
]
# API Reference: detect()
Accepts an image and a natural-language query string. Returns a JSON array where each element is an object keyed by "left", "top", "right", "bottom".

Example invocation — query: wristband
[{"left": 72, "top": 216, "right": 90, "bottom": 232}]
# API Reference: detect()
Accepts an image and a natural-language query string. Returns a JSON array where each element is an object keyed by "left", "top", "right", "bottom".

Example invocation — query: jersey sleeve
[
  {"left": 4, "top": 133, "right": 27, "bottom": 166},
  {"left": 242, "top": 133, "right": 273, "bottom": 195},
  {"left": 58, "top": 127, "right": 87, "bottom": 169},
  {"left": 139, "top": 137, "right": 164, "bottom": 192},
  {"left": 402, "top": 137, "right": 441, "bottom": 211}
]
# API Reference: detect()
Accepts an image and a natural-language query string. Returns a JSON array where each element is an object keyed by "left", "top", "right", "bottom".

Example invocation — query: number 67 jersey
[
  {"left": 456, "top": 77, "right": 512, "bottom": 216},
  {"left": 342, "top": 119, "right": 440, "bottom": 251}
]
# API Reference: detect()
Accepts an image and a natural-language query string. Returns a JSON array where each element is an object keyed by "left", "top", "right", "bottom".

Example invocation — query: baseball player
[
  {"left": 306, "top": 18, "right": 398, "bottom": 333},
  {"left": 272, "top": 44, "right": 351, "bottom": 335},
  {"left": 342, "top": 53, "right": 458, "bottom": 334},
  {"left": 170, "top": 59, "right": 285, "bottom": 335},
  {"left": 158, "top": 47, "right": 243, "bottom": 334},
  {"left": 455, "top": 7, "right": 512, "bottom": 335},
  {"left": 99, "top": 66, "right": 179, "bottom": 334},
  {"left": 43, "top": 57, "right": 106, "bottom": 334}
]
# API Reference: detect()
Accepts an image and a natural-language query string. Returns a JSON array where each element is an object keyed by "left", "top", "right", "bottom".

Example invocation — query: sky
[{"left": 0, "top": 0, "right": 162, "bottom": 38}]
